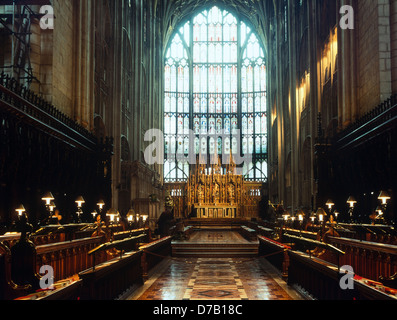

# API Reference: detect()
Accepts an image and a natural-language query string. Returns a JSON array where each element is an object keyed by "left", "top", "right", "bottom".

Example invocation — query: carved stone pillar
[
  {"left": 339, "top": 0, "right": 357, "bottom": 128},
  {"left": 390, "top": 0, "right": 397, "bottom": 94}
]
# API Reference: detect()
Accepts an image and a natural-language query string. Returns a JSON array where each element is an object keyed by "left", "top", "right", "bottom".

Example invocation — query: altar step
[
  {"left": 171, "top": 241, "right": 259, "bottom": 258},
  {"left": 172, "top": 227, "right": 259, "bottom": 258},
  {"left": 187, "top": 218, "right": 245, "bottom": 228}
]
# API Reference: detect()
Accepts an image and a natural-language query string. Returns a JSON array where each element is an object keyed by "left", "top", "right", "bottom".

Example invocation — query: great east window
[{"left": 164, "top": 6, "right": 267, "bottom": 183}]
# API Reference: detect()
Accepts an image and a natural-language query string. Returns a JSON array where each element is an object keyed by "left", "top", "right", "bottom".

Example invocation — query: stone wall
[
  {"left": 51, "top": 0, "right": 75, "bottom": 117},
  {"left": 357, "top": 0, "right": 392, "bottom": 114},
  {"left": 267, "top": 0, "right": 397, "bottom": 213}
]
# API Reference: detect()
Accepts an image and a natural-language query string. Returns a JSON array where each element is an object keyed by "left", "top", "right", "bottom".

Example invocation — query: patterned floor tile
[{"left": 133, "top": 257, "right": 301, "bottom": 301}]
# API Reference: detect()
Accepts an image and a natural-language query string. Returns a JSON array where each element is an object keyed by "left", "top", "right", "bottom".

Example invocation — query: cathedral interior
[{"left": 0, "top": 0, "right": 396, "bottom": 304}]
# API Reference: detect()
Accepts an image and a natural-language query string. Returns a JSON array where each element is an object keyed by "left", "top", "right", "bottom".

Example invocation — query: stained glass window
[{"left": 164, "top": 6, "right": 267, "bottom": 182}]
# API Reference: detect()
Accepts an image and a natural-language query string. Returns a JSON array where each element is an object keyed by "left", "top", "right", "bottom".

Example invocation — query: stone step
[{"left": 172, "top": 244, "right": 259, "bottom": 258}]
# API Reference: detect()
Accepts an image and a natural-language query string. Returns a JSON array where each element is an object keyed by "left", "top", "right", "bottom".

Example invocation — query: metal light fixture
[
  {"left": 346, "top": 196, "right": 357, "bottom": 223},
  {"left": 42, "top": 192, "right": 55, "bottom": 206},
  {"left": 373, "top": 205, "right": 386, "bottom": 225},
  {"left": 310, "top": 211, "right": 317, "bottom": 223},
  {"left": 282, "top": 212, "right": 290, "bottom": 222},
  {"left": 75, "top": 196, "right": 85, "bottom": 208},
  {"left": 49, "top": 201, "right": 56, "bottom": 213},
  {"left": 378, "top": 191, "right": 391, "bottom": 205},
  {"left": 316, "top": 208, "right": 327, "bottom": 223},
  {"left": 296, "top": 209, "right": 305, "bottom": 222},
  {"left": 107, "top": 208, "right": 118, "bottom": 224},
  {"left": 42, "top": 192, "right": 55, "bottom": 224},
  {"left": 326, "top": 199, "right": 335, "bottom": 211},
  {"left": 97, "top": 199, "right": 105, "bottom": 211},
  {"left": 347, "top": 196, "right": 357, "bottom": 208},
  {"left": 127, "top": 208, "right": 135, "bottom": 223},
  {"left": 75, "top": 196, "right": 85, "bottom": 223},
  {"left": 15, "top": 204, "right": 26, "bottom": 217}
]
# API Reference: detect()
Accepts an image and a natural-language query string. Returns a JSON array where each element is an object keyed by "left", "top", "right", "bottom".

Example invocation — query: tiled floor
[{"left": 129, "top": 257, "right": 303, "bottom": 301}]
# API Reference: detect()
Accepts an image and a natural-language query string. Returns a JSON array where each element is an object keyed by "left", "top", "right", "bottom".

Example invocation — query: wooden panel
[
  {"left": 78, "top": 251, "right": 143, "bottom": 300},
  {"left": 36, "top": 237, "right": 104, "bottom": 282},
  {"left": 329, "top": 236, "right": 397, "bottom": 282}
]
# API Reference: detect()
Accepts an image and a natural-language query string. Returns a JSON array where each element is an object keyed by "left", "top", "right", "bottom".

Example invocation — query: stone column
[
  {"left": 111, "top": 0, "right": 123, "bottom": 210},
  {"left": 73, "top": 0, "right": 95, "bottom": 130},
  {"left": 308, "top": 0, "right": 319, "bottom": 210},
  {"left": 339, "top": 0, "right": 355, "bottom": 127},
  {"left": 274, "top": 12, "right": 285, "bottom": 205},
  {"left": 29, "top": 15, "right": 42, "bottom": 92},
  {"left": 288, "top": 0, "right": 298, "bottom": 212},
  {"left": 391, "top": 0, "right": 397, "bottom": 94},
  {"left": 377, "top": 0, "right": 392, "bottom": 102}
]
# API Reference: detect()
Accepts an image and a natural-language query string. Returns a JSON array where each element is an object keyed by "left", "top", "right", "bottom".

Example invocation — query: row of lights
[
  {"left": 15, "top": 192, "right": 148, "bottom": 225},
  {"left": 325, "top": 191, "right": 391, "bottom": 221},
  {"left": 282, "top": 191, "right": 391, "bottom": 224}
]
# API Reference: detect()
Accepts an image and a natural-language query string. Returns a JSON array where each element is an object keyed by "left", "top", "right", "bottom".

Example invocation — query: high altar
[{"left": 165, "top": 156, "right": 263, "bottom": 220}]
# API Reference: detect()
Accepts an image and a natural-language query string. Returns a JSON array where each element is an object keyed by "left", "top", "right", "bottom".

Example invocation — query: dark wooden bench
[
  {"left": 258, "top": 236, "right": 291, "bottom": 280},
  {"left": 139, "top": 236, "right": 172, "bottom": 280},
  {"left": 328, "top": 236, "right": 397, "bottom": 284},
  {"left": 257, "top": 226, "right": 275, "bottom": 238},
  {"left": 0, "top": 242, "right": 32, "bottom": 300},
  {"left": 36, "top": 236, "right": 104, "bottom": 282},
  {"left": 88, "top": 234, "right": 147, "bottom": 270},
  {"left": 288, "top": 250, "right": 397, "bottom": 300},
  {"left": 239, "top": 225, "right": 257, "bottom": 241},
  {"left": 78, "top": 251, "right": 143, "bottom": 300}
]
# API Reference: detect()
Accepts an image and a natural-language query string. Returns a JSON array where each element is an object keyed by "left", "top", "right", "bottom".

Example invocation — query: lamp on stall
[
  {"left": 316, "top": 208, "right": 327, "bottom": 224},
  {"left": 282, "top": 212, "right": 290, "bottom": 223},
  {"left": 96, "top": 199, "right": 105, "bottom": 221},
  {"left": 347, "top": 196, "right": 357, "bottom": 208},
  {"left": 347, "top": 196, "right": 357, "bottom": 223},
  {"left": 14, "top": 205, "right": 32, "bottom": 241},
  {"left": 376, "top": 206, "right": 383, "bottom": 216},
  {"left": 296, "top": 209, "right": 305, "bottom": 235},
  {"left": 378, "top": 191, "right": 391, "bottom": 224},
  {"left": 296, "top": 210, "right": 305, "bottom": 223},
  {"left": 42, "top": 192, "right": 55, "bottom": 206},
  {"left": 76, "top": 196, "right": 85, "bottom": 208},
  {"left": 41, "top": 192, "right": 55, "bottom": 224},
  {"left": 106, "top": 208, "right": 118, "bottom": 224},
  {"left": 309, "top": 211, "right": 317, "bottom": 223},
  {"left": 91, "top": 211, "right": 98, "bottom": 221},
  {"left": 127, "top": 209, "right": 134, "bottom": 222},
  {"left": 75, "top": 196, "right": 85, "bottom": 223},
  {"left": 281, "top": 211, "right": 290, "bottom": 234},
  {"left": 142, "top": 214, "right": 149, "bottom": 228},
  {"left": 371, "top": 206, "right": 385, "bottom": 225},
  {"left": 49, "top": 201, "right": 56, "bottom": 213},
  {"left": 97, "top": 199, "right": 105, "bottom": 212},
  {"left": 15, "top": 204, "right": 26, "bottom": 217},
  {"left": 326, "top": 199, "right": 338, "bottom": 223},
  {"left": 326, "top": 199, "right": 335, "bottom": 213},
  {"left": 378, "top": 191, "right": 391, "bottom": 205}
]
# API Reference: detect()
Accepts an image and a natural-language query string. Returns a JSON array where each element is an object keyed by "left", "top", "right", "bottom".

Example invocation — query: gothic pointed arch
[{"left": 164, "top": 5, "right": 268, "bottom": 183}]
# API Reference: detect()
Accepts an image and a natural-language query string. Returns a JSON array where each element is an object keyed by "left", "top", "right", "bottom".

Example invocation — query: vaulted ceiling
[{"left": 155, "top": 0, "right": 278, "bottom": 55}]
